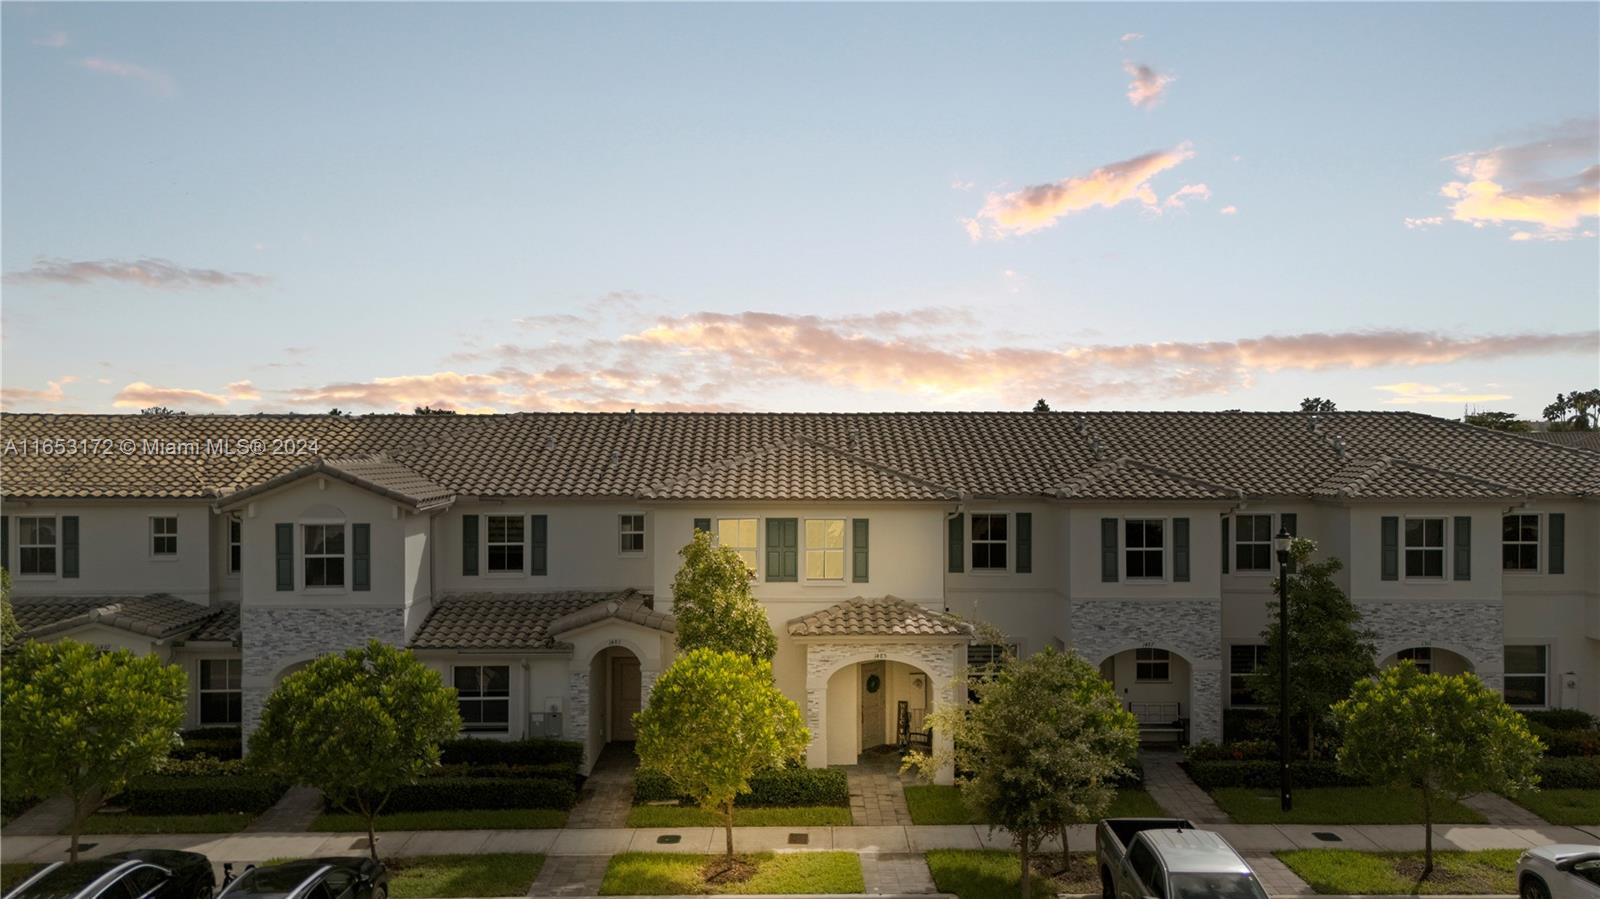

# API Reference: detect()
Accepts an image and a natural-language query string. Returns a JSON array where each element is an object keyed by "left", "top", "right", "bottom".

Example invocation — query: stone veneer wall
[
  {"left": 1360, "top": 600, "right": 1504, "bottom": 690},
  {"left": 1069, "top": 599, "right": 1224, "bottom": 743},
  {"left": 802, "top": 640, "right": 964, "bottom": 782},
  {"left": 240, "top": 606, "right": 406, "bottom": 738}
]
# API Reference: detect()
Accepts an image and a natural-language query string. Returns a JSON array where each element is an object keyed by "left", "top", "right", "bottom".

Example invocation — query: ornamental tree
[
  {"left": 634, "top": 648, "right": 807, "bottom": 866},
  {"left": 250, "top": 640, "right": 461, "bottom": 858},
  {"left": 671, "top": 529, "right": 777, "bottom": 662},
  {"left": 1, "top": 639, "right": 186, "bottom": 861},
  {"left": 1333, "top": 662, "right": 1543, "bottom": 876},
  {"left": 908, "top": 646, "right": 1139, "bottom": 898}
]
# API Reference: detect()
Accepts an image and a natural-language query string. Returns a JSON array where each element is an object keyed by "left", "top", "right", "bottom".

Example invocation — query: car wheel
[{"left": 1521, "top": 875, "right": 1550, "bottom": 899}]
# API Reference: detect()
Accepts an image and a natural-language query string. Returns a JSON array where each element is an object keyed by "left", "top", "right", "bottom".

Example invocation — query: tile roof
[
  {"left": 188, "top": 605, "right": 240, "bottom": 643},
  {"left": 1522, "top": 431, "right": 1600, "bottom": 453},
  {"left": 12, "top": 594, "right": 220, "bottom": 640},
  {"left": 4, "top": 411, "right": 1597, "bottom": 502},
  {"left": 217, "top": 454, "right": 452, "bottom": 510},
  {"left": 408, "top": 591, "right": 639, "bottom": 651},
  {"left": 1314, "top": 456, "right": 1523, "bottom": 499},
  {"left": 787, "top": 597, "right": 974, "bottom": 638},
  {"left": 547, "top": 591, "right": 672, "bottom": 636}
]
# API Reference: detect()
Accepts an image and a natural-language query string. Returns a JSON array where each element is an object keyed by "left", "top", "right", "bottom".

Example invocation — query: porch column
[
  {"left": 926, "top": 643, "right": 961, "bottom": 785},
  {"left": 804, "top": 663, "right": 828, "bottom": 769},
  {"left": 568, "top": 668, "right": 593, "bottom": 773},
  {"left": 1189, "top": 664, "right": 1223, "bottom": 744}
]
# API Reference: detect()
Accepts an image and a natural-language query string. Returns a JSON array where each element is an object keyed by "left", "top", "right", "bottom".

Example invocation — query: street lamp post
[{"left": 1274, "top": 525, "right": 1294, "bottom": 813}]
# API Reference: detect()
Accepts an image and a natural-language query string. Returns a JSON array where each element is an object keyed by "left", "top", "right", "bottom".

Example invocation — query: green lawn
[
  {"left": 386, "top": 854, "right": 546, "bottom": 899},
  {"left": 1211, "top": 787, "right": 1486, "bottom": 824},
  {"left": 1276, "top": 849, "right": 1521, "bottom": 895},
  {"left": 80, "top": 812, "right": 257, "bottom": 833},
  {"left": 2, "top": 864, "right": 44, "bottom": 893},
  {"left": 905, "top": 785, "right": 1164, "bottom": 825},
  {"left": 1509, "top": 789, "right": 1600, "bottom": 825},
  {"left": 626, "top": 805, "right": 852, "bottom": 827},
  {"left": 311, "top": 809, "right": 568, "bottom": 831},
  {"left": 925, "top": 849, "right": 1100, "bottom": 899},
  {"left": 600, "top": 852, "right": 863, "bottom": 895}
]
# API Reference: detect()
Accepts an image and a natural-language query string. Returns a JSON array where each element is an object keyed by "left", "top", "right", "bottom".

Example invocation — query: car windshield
[
  {"left": 9, "top": 862, "right": 123, "bottom": 899},
  {"left": 1168, "top": 872, "right": 1270, "bottom": 899},
  {"left": 223, "top": 865, "right": 324, "bottom": 899}
]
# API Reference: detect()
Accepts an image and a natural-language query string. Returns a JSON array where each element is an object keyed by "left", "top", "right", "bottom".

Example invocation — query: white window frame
[
  {"left": 803, "top": 518, "right": 847, "bottom": 581},
  {"left": 149, "top": 515, "right": 179, "bottom": 559},
  {"left": 454, "top": 664, "right": 512, "bottom": 733},
  {"left": 227, "top": 515, "right": 242, "bottom": 575},
  {"left": 197, "top": 658, "right": 242, "bottom": 725},
  {"left": 1503, "top": 644, "right": 1549, "bottom": 708},
  {"left": 1396, "top": 646, "right": 1433, "bottom": 674},
  {"left": 1502, "top": 512, "right": 1541, "bottom": 574},
  {"left": 302, "top": 521, "right": 347, "bottom": 589},
  {"left": 486, "top": 514, "right": 526, "bottom": 574},
  {"left": 715, "top": 517, "right": 760, "bottom": 575},
  {"left": 1229, "top": 644, "right": 1270, "bottom": 707},
  {"left": 618, "top": 513, "right": 646, "bottom": 556},
  {"left": 1135, "top": 647, "right": 1171, "bottom": 682},
  {"left": 1402, "top": 515, "right": 1447, "bottom": 581},
  {"left": 970, "top": 512, "right": 1010, "bottom": 573},
  {"left": 1123, "top": 518, "right": 1167, "bottom": 581},
  {"left": 1233, "top": 513, "right": 1275, "bottom": 574},
  {"left": 16, "top": 515, "right": 59, "bottom": 577}
]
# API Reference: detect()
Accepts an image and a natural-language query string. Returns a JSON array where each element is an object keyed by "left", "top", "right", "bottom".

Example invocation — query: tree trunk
[
  {"left": 358, "top": 796, "right": 379, "bottom": 861},
  {"left": 724, "top": 800, "right": 735, "bottom": 861},
  {"left": 1421, "top": 787, "right": 1434, "bottom": 878},
  {"left": 1018, "top": 837, "right": 1032, "bottom": 899},
  {"left": 1059, "top": 823, "right": 1071, "bottom": 876}
]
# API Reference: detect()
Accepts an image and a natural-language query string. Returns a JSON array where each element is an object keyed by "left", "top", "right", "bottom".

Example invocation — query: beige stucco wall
[
  {"left": 437, "top": 501, "right": 655, "bottom": 595},
  {"left": 5, "top": 501, "right": 214, "bottom": 603}
]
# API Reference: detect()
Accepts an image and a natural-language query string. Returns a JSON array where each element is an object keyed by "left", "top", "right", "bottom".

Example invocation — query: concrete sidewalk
[{"left": 2, "top": 822, "right": 1595, "bottom": 865}]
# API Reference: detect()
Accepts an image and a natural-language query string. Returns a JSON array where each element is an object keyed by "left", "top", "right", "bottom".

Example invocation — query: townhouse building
[{"left": 2, "top": 410, "right": 1595, "bottom": 779}]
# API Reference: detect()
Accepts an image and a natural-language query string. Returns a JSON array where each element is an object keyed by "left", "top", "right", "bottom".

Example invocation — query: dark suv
[
  {"left": 216, "top": 860, "right": 387, "bottom": 899},
  {"left": 4, "top": 850, "right": 215, "bottom": 899}
]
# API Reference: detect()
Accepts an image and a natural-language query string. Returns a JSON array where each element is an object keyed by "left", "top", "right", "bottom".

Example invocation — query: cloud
[
  {"left": 1163, "top": 183, "right": 1211, "bottom": 209},
  {"left": 1373, "top": 382, "right": 1513, "bottom": 404},
  {"left": 1220, "top": 205, "right": 1238, "bottom": 215},
  {"left": 0, "top": 376, "right": 76, "bottom": 410},
  {"left": 112, "top": 382, "right": 228, "bottom": 409},
  {"left": 1404, "top": 216, "right": 1444, "bottom": 230},
  {"left": 33, "top": 31, "right": 68, "bottom": 48},
  {"left": 1510, "top": 228, "right": 1597, "bottom": 242},
  {"left": 950, "top": 179, "right": 976, "bottom": 191},
  {"left": 1435, "top": 119, "right": 1599, "bottom": 239},
  {"left": 966, "top": 144, "right": 1194, "bottom": 239},
  {"left": 78, "top": 57, "right": 175, "bottom": 95},
  {"left": 1123, "top": 61, "right": 1174, "bottom": 108},
  {"left": 3, "top": 257, "right": 269, "bottom": 289},
  {"left": 1120, "top": 32, "right": 1143, "bottom": 43},
  {"left": 227, "top": 380, "right": 261, "bottom": 401}
]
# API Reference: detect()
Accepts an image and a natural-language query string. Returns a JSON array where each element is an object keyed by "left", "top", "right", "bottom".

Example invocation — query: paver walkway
[
  {"left": 861, "top": 852, "right": 936, "bottom": 894},
  {"left": 528, "top": 854, "right": 611, "bottom": 896},
  {"left": 244, "top": 786, "right": 325, "bottom": 833},
  {"left": 1247, "top": 854, "right": 1313, "bottom": 896},
  {"left": 1, "top": 796, "right": 74, "bottom": 836},
  {"left": 845, "top": 748, "right": 914, "bottom": 827},
  {"left": 568, "top": 743, "right": 637, "bottom": 829},
  {"left": 1139, "top": 749, "right": 1228, "bottom": 824},
  {"left": 1463, "top": 792, "right": 1549, "bottom": 827}
]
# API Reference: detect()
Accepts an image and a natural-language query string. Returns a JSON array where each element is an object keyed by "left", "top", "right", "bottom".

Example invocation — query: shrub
[
  {"left": 1522, "top": 709, "right": 1598, "bottom": 731},
  {"left": 1536, "top": 757, "right": 1600, "bottom": 789},
  {"left": 429, "top": 762, "right": 578, "bottom": 781},
  {"left": 438, "top": 738, "right": 584, "bottom": 769},
  {"left": 1114, "top": 757, "right": 1145, "bottom": 788},
  {"left": 181, "top": 726, "right": 244, "bottom": 742},
  {"left": 122, "top": 775, "right": 287, "bottom": 815},
  {"left": 380, "top": 776, "right": 577, "bottom": 812},
  {"left": 1183, "top": 759, "right": 1362, "bottom": 790},
  {"left": 634, "top": 766, "right": 848, "bottom": 807},
  {"left": 1184, "top": 740, "right": 1280, "bottom": 762},
  {"left": 1223, "top": 707, "right": 1274, "bottom": 743},
  {"left": 155, "top": 756, "right": 248, "bottom": 777},
  {"left": 170, "top": 729, "right": 243, "bottom": 761}
]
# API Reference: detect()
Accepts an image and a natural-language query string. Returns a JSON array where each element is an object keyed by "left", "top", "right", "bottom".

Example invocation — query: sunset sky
[{"left": 3, "top": 2, "right": 1597, "bottom": 416}]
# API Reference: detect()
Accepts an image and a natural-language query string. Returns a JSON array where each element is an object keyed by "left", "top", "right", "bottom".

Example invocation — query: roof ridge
[
  {"left": 1383, "top": 455, "right": 1524, "bottom": 495},
  {"left": 1424, "top": 411, "right": 1600, "bottom": 459},
  {"left": 1119, "top": 457, "right": 1246, "bottom": 498},
  {"left": 1054, "top": 455, "right": 1132, "bottom": 497},
  {"left": 1320, "top": 455, "right": 1391, "bottom": 497},
  {"left": 791, "top": 434, "right": 961, "bottom": 499}
]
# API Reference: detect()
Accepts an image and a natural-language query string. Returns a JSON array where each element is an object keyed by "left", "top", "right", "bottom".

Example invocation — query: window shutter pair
[
  {"left": 1453, "top": 516, "right": 1472, "bottom": 581},
  {"left": 766, "top": 518, "right": 798, "bottom": 582},
  {"left": 947, "top": 515, "right": 964, "bottom": 574},
  {"left": 61, "top": 516, "right": 80, "bottom": 579},
  {"left": 852, "top": 519, "right": 869, "bottom": 582},
  {"left": 275, "top": 523, "right": 294, "bottom": 590},
  {"left": 462, "top": 514, "right": 547, "bottom": 576},
  {"left": 1549, "top": 513, "right": 1565, "bottom": 574},
  {"left": 1015, "top": 513, "right": 1032, "bottom": 574},
  {"left": 1380, "top": 516, "right": 1399, "bottom": 581},
  {"left": 1173, "top": 517, "right": 1190, "bottom": 582}
]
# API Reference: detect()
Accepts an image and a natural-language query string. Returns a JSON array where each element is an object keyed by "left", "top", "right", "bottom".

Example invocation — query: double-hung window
[
  {"left": 1503, "top": 645, "right": 1548, "bottom": 707},
  {"left": 228, "top": 515, "right": 242, "bottom": 574},
  {"left": 1229, "top": 644, "right": 1269, "bottom": 705},
  {"left": 971, "top": 514, "right": 1008, "bottom": 571},
  {"left": 1502, "top": 514, "right": 1539, "bottom": 572},
  {"left": 804, "top": 519, "right": 845, "bottom": 580},
  {"left": 18, "top": 516, "right": 57, "bottom": 575},
  {"left": 716, "top": 518, "right": 759, "bottom": 572},
  {"left": 1135, "top": 648, "right": 1170, "bottom": 682},
  {"left": 1234, "top": 514, "right": 1273, "bottom": 572},
  {"left": 1125, "top": 519, "right": 1165, "bottom": 579},
  {"left": 151, "top": 516, "right": 178, "bottom": 557},
  {"left": 1404, "top": 517, "right": 1445, "bottom": 578},
  {"left": 455, "top": 665, "right": 510, "bottom": 732},
  {"left": 1396, "top": 646, "right": 1432, "bottom": 674},
  {"left": 619, "top": 514, "right": 646, "bottom": 554},
  {"left": 198, "top": 659, "right": 242, "bottom": 725},
  {"left": 487, "top": 515, "right": 525, "bottom": 572},
  {"left": 304, "top": 524, "right": 345, "bottom": 587}
]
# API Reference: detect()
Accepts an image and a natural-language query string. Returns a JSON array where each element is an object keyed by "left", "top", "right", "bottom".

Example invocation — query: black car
[
  {"left": 4, "top": 850, "right": 215, "bottom": 899},
  {"left": 217, "top": 859, "right": 386, "bottom": 899}
]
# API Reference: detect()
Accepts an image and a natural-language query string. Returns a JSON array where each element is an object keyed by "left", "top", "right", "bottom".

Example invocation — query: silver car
[{"left": 1518, "top": 844, "right": 1600, "bottom": 899}]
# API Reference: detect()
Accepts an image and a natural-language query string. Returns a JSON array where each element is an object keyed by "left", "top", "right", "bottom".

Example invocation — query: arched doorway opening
[
  {"left": 823, "top": 659, "right": 933, "bottom": 766},
  {"left": 1380, "top": 646, "right": 1475, "bottom": 676},
  {"left": 1099, "top": 646, "right": 1193, "bottom": 744},
  {"left": 589, "top": 645, "right": 643, "bottom": 747}
]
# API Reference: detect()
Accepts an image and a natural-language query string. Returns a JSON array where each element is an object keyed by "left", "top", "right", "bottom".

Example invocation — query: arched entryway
[
  {"left": 1100, "top": 646, "right": 1195, "bottom": 744},
  {"left": 823, "top": 659, "right": 935, "bottom": 766},
  {"left": 588, "top": 645, "right": 643, "bottom": 748},
  {"left": 1380, "top": 645, "right": 1476, "bottom": 676}
]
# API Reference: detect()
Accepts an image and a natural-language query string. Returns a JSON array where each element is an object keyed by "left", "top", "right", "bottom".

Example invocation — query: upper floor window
[
  {"left": 971, "top": 513, "right": 1008, "bottom": 571},
  {"left": 455, "top": 665, "right": 510, "bottom": 732},
  {"left": 1396, "top": 646, "right": 1432, "bottom": 674},
  {"left": 1502, "top": 514, "right": 1539, "bottom": 571},
  {"left": 487, "top": 515, "right": 525, "bottom": 572},
  {"left": 619, "top": 514, "right": 646, "bottom": 555},
  {"left": 198, "top": 658, "right": 242, "bottom": 725},
  {"left": 1404, "top": 517, "right": 1445, "bottom": 578},
  {"left": 1125, "top": 519, "right": 1165, "bottom": 579},
  {"left": 1234, "top": 514, "right": 1273, "bottom": 572},
  {"left": 304, "top": 523, "right": 345, "bottom": 587},
  {"left": 804, "top": 519, "right": 845, "bottom": 580},
  {"left": 18, "top": 516, "right": 57, "bottom": 575},
  {"left": 1135, "top": 648, "right": 1170, "bottom": 682},
  {"left": 1229, "top": 644, "right": 1269, "bottom": 706},
  {"left": 1503, "top": 645, "right": 1547, "bottom": 707},
  {"left": 716, "top": 518, "right": 759, "bottom": 572},
  {"left": 151, "top": 516, "right": 178, "bottom": 556},
  {"left": 228, "top": 516, "right": 242, "bottom": 574}
]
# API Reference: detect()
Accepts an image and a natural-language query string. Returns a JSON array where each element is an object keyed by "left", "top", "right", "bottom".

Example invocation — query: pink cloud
[
  {"left": 78, "top": 57, "right": 175, "bottom": 95},
  {"left": 1220, "top": 205, "right": 1239, "bottom": 215},
  {"left": 3, "top": 257, "right": 268, "bottom": 289},
  {"left": 1123, "top": 61, "right": 1175, "bottom": 108},
  {"left": 1163, "top": 183, "right": 1211, "bottom": 209},
  {"left": 112, "top": 382, "right": 228, "bottom": 409},
  {"left": 33, "top": 31, "right": 68, "bottom": 48},
  {"left": 0, "top": 376, "right": 77, "bottom": 410},
  {"left": 966, "top": 144, "right": 1195, "bottom": 239},
  {"left": 1435, "top": 120, "right": 1599, "bottom": 239}
]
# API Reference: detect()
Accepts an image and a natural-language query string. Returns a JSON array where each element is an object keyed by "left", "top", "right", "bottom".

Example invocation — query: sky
[{"left": 2, "top": 2, "right": 1597, "bottom": 417}]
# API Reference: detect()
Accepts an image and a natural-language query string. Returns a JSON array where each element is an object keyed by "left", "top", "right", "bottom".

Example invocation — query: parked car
[
  {"left": 217, "top": 859, "right": 387, "bottom": 899},
  {"left": 1097, "top": 817, "right": 1269, "bottom": 899},
  {"left": 1518, "top": 844, "right": 1600, "bottom": 899},
  {"left": 4, "top": 850, "right": 214, "bottom": 899}
]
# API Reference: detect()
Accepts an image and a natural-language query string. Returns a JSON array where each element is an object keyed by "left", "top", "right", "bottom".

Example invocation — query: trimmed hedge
[
  {"left": 1185, "top": 740, "right": 1279, "bottom": 763},
  {"left": 123, "top": 775, "right": 286, "bottom": 815},
  {"left": 379, "top": 776, "right": 577, "bottom": 812},
  {"left": 1523, "top": 709, "right": 1597, "bottom": 731},
  {"left": 155, "top": 756, "right": 248, "bottom": 777},
  {"left": 438, "top": 738, "right": 584, "bottom": 769},
  {"left": 1223, "top": 708, "right": 1274, "bottom": 744},
  {"left": 430, "top": 762, "right": 578, "bottom": 781},
  {"left": 1183, "top": 759, "right": 1362, "bottom": 790},
  {"left": 634, "top": 767, "right": 850, "bottom": 807},
  {"left": 170, "top": 727, "right": 243, "bottom": 761},
  {"left": 1537, "top": 757, "right": 1600, "bottom": 789}
]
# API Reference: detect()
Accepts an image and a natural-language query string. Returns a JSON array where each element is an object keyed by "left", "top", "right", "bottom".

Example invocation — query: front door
[
  {"left": 610, "top": 655, "right": 641, "bottom": 741},
  {"left": 860, "top": 661, "right": 886, "bottom": 748}
]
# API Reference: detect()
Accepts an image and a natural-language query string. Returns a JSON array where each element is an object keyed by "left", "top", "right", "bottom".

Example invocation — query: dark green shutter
[
  {"left": 1015, "top": 513, "right": 1032, "bottom": 574},
  {"left": 767, "top": 518, "right": 797, "bottom": 582},
  {"left": 1, "top": 515, "right": 8, "bottom": 573},
  {"left": 1220, "top": 516, "right": 1229, "bottom": 574},
  {"left": 1173, "top": 517, "right": 1190, "bottom": 582},
  {"left": 947, "top": 515, "right": 964, "bottom": 574},
  {"left": 852, "top": 519, "right": 869, "bottom": 582},
  {"left": 531, "top": 514, "right": 548, "bottom": 576},
  {"left": 1452, "top": 516, "right": 1471, "bottom": 581},
  {"left": 353, "top": 523, "right": 371, "bottom": 591},
  {"left": 61, "top": 515, "right": 79, "bottom": 578},
  {"left": 1548, "top": 513, "right": 1565, "bottom": 574},
  {"left": 1101, "top": 518, "right": 1119, "bottom": 582},
  {"left": 693, "top": 517, "right": 711, "bottom": 535},
  {"left": 462, "top": 515, "right": 479, "bottom": 576},
  {"left": 275, "top": 523, "right": 294, "bottom": 591},
  {"left": 1380, "top": 516, "right": 1399, "bottom": 581},
  {"left": 1281, "top": 513, "right": 1298, "bottom": 574}
]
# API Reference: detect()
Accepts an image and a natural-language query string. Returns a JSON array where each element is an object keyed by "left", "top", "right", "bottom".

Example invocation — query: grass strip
[
  {"left": 1210, "top": 787, "right": 1485, "bottom": 824},
  {"left": 600, "top": 851, "right": 863, "bottom": 895},
  {"left": 625, "top": 805, "right": 851, "bottom": 827},
  {"left": 311, "top": 808, "right": 567, "bottom": 831},
  {"left": 1275, "top": 849, "right": 1520, "bottom": 895}
]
